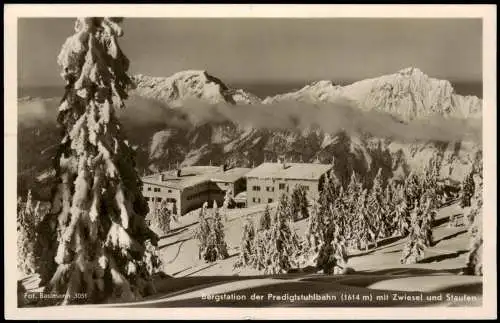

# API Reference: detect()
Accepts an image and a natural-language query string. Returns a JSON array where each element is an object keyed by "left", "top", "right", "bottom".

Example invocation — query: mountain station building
[
  {"left": 142, "top": 165, "right": 251, "bottom": 216},
  {"left": 245, "top": 160, "right": 333, "bottom": 207}
]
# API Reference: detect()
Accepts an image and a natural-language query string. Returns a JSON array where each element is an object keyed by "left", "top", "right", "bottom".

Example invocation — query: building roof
[
  {"left": 245, "top": 162, "right": 332, "bottom": 180},
  {"left": 142, "top": 166, "right": 250, "bottom": 190},
  {"left": 210, "top": 167, "right": 251, "bottom": 183}
]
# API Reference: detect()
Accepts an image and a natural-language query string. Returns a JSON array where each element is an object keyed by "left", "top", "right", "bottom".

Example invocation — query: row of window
[
  {"left": 145, "top": 196, "right": 177, "bottom": 203},
  {"left": 146, "top": 186, "right": 173, "bottom": 193},
  {"left": 252, "top": 197, "right": 273, "bottom": 203},
  {"left": 145, "top": 197, "right": 163, "bottom": 202},
  {"left": 252, "top": 184, "right": 310, "bottom": 192}
]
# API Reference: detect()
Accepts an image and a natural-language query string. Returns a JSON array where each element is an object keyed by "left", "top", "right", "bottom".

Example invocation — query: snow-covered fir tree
[
  {"left": 422, "top": 156, "right": 441, "bottom": 209},
  {"left": 234, "top": 219, "right": 256, "bottom": 268},
  {"left": 290, "top": 186, "right": 302, "bottom": 221},
  {"left": 299, "top": 185, "right": 310, "bottom": 219},
  {"left": 259, "top": 204, "right": 272, "bottom": 231},
  {"left": 404, "top": 171, "right": 422, "bottom": 210},
  {"left": 17, "top": 191, "right": 43, "bottom": 276},
  {"left": 367, "top": 168, "right": 388, "bottom": 240},
  {"left": 464, "top": 207, "right": 482, "bottom": 276},
  {"left": 265, "top": 193, "right": 301, "bottom": 274},
  {"left": 391, "top": 185, "right": 410, "bottom": 236},
  {"left": 276, "top": 192, "right": 293, "bottom": 222},
  {"left": 316, "top": 206, "right": 349, "bottom": 275},
  {"left": 344, "top": 172, "right": 362, "bottom": 243},
  {"left": 251, "top": 204, "right": 274, "bottom": 271},
  {"left": 201, "top": 201, "right": 229, "bottom": 263},
  {"left": 419, "top": 197, "right": 435, "bottom": 248},
  {"left": 463, "top": 169, "right": 483, "bottom": 275},
  {"left": 316, "top": 226, "right": 349, "bottom": 274},
  {"left": 195, "top": 202, "right": 210, "bottom": 260},
  {"left": 304, "top": 202, "right": 323, "bottom": 263},
  {"left": 148, "top": 200, "right": 172, "bottom": 235},
  {"left": 460, "top": 170, "right": 475, "bottom": 208},
  {"left": 252, "top": 229, "right": 271, "bottom": 271},
  {"left": 34, "top": 18, "right": 160, "bottom": 304},
  {"left": 400, "top": 206, "right": 427, "bottom": 264},
  {"left": 383, "top": 182, "right": 397, "bottom": 236},
  {"left": 222, "top": 188, "right": 234, "bottom": 222},
  {"left": 352, "top": 189, "right": 374, "bottom": 251},
  {"left": 222, "top": 188, "right": 234, "bottom": 209},
  {"left": 317, "top": 175, "right": 336, "bottom": 232},
  {"left": 290, "top": 185, "right": 309, "bottom": 221},
  {"left": 346, "top": 172, "right": 362, "bottom": 205}
]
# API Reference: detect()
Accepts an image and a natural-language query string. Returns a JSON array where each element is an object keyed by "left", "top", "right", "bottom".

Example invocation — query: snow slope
[{"left": 87, "top": 202, "right": 481, "bottom": 308}]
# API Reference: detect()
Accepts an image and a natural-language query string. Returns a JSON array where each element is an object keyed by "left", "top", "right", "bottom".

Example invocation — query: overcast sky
[{"left": 18, "top": 18, "right": 482, "bottom": 87}]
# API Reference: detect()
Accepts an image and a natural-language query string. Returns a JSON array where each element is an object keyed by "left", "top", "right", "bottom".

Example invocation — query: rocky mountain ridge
[
  {"left": 18, "top": 68, "right": 482, "bottom": 200},
  {"left": 131, "top": 67, "right": 481, "bottom": 185},
  {"left": 263, "top": 67, "right": 482, "bottom": 121}
]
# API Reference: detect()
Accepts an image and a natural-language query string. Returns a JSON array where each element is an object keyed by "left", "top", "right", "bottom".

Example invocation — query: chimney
[
  {"left": 176, "top": 168, "right": 181, "bottom": 177},
  {"left": 158, "top": 173, "right": 163, "bottom": 182},
  {"left": 283, "top": 159, "right": 287, "bottom": 169}
]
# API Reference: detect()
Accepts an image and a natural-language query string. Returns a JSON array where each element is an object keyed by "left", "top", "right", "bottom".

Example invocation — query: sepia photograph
[{"left": 5, "top": 4, "right": 497, "bottom": 320}]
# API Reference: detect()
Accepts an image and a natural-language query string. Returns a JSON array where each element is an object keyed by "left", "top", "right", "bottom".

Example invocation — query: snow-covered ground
[
  {"left": 103, "top": 201, "right": 481, "bottom": 307},
  {"left": 22, "top": 201, "right": 482, "bottom": 308}
]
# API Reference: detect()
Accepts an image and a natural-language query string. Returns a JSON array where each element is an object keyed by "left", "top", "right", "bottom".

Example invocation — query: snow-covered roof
[
  {"left": 142, "top": 166, "right": 251, "bottom": 190},
  {"left": 210, "top": 167, "right": 251, "bottom": 183},
  {"left": 142, "top": 175, "right": 209, "bottom": 190},
  {"left": 245, "top": 162, "right": 332, "bottom": 181}
]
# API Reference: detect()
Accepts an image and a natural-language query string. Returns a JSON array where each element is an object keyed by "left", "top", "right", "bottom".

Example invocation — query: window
[
  {"left": 304, "top": 185, "right": 309, "bottom": 191},
  {"left": 168, "top": 189, "right": 172, "bottom": 193},
  {"left": 252, "top": 186, "right": 261, "bottom": 191},
  {"left": 252, "top": 198, "right": 256, "bottom": 203},
  {"left": 266, "top": 186, "right": 269, "bottom": 191},
  {"left": 268, "top": 198, "right": 273, "bottom": 203},
  {"left": 257, "top": 198, "right": 261, "bottom": 203},
  {"left": 147, "top": 187, "right": 151, "bottom": 191},
  {"left": 156, "top": 197, "right": 162, "bottom": 202},
  {"left": 145, "top": 197, "right": 149, "bottom": 201},
  {"left": 279, "top": 183, "right": 285, "bottom": 189}
]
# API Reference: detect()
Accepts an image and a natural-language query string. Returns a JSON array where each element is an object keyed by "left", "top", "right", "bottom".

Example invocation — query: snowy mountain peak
[
  {"left": 397, "top": 66, "right": 425, "bottom": 76},
  {"left": 132, "top": 70, "right": 261, "bottom": 107},
  {"left": 263, "top": 80, "right": 343, "bottom": 104},
  {"left": 265, "top": 68, "right": 482, "bottom": 121}
]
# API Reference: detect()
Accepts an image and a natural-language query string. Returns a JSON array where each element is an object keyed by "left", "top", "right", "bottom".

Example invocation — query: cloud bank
[{"left": 18, "top": 95, "right": 482, "bottom": 144}]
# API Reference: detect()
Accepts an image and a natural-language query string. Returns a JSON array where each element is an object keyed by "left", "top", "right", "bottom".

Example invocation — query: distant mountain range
[{"left": 17, "top": 67, "right": 482, "bottom": 200}]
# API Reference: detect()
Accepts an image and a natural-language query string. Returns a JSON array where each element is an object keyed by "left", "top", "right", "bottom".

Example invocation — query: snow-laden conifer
[
  {"left": 265, "top": 194, "right": 301, "bottom": 274},
  {"left": 35, "top": 18, "right": 160, "bottom": 304},
  {"left": 234, "top": 219, "right": 256, "bottom": 268},
  {"left": 259, "top": 204, "right": 272, "bottom": 231}
]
